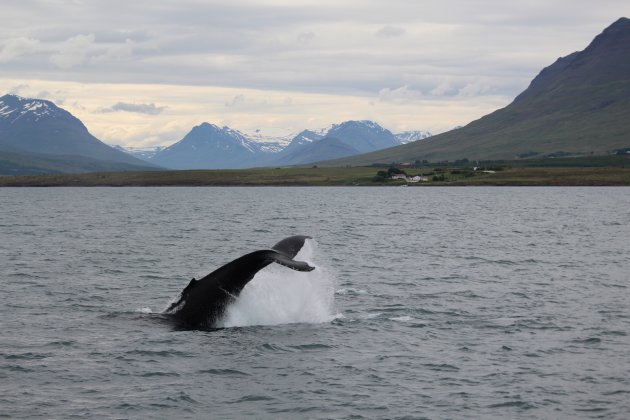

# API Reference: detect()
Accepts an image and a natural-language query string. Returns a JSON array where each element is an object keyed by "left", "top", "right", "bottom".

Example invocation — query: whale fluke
[
  {"left": 272, "top": 235, "right": 312, "bottom": 259},
  {"left": 165, "top": 235, "right": 315, "bottom": 328}
]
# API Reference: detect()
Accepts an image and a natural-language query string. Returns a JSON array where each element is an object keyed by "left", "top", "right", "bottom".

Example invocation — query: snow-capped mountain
[
  {"left": 271, "top": 120, "right": 401, "bottom": 165},
  {"left": 0, "top": 95, "right": 60, "bottom": 123},
  {"left": 146, "top": 119, "right": 432, "bottom": 169},
  {"left": 0, "top": 94, "right": 432, "bottom": 171},
  {"left": 0, "top": 94, "right": 156, "bottom": 171},
  {"left": 277, "top": 129, "right": 325, "bottom": 156},
  {"left": 395, "top": 130, "right": 432, "bottom": 144},
  {"left": 150, "top": 122, "right": 277, "bottom": 169},
  {"left": 244, "top": 129, "right": 293, "bottom": 153},
  {"left": 325, "top": 120, "right": 400, "bottom": 153},
  {"left": 274, "top": 137, "right": 360, "bottom": 165}
]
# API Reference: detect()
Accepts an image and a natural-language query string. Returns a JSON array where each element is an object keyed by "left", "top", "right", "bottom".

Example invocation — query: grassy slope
[
  {"left": 0, "top": 148, "right": 159, "bottom": 175},
  {"left": 0, "top": 167, "right": 378, "bottom": 187}
]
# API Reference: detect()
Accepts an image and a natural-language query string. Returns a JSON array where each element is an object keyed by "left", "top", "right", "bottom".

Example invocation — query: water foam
[{"left": 217, "top": 239, "right": 337, "bottom": 328}]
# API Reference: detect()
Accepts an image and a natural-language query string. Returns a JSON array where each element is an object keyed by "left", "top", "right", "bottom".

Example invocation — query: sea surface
[{"left": 1, "top": 187, "right": 629, "bottom": 419}]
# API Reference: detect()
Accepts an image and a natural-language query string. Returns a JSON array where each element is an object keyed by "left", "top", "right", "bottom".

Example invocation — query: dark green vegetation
[
  {"left": 323, "top": 18, "right": 630, "bottom": 166},
  {"left": 0, "top": 146, "right": 158, "bottom": 176},
  {"left": 1, "top": 155, "right": 629, "bottom": 187},
  {"left": 0, "top": 167, "right": 378, "bottom": 187}
]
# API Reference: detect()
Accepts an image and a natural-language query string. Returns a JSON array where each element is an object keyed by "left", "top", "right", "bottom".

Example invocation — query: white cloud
[
  {"left": 458, "top": 81, "right": 493, "bottom": 97},
  {"left": 0, "top": 37, "right": 41, "bottom": 63},
  {"left": 379, "top": 85, "right": 422, "bottom": 104},
  {"left": 50, "top": 33, "right": 96, "bottom": 69},
  {"left": 90, "top": 39, "right": 134, "bottom": 64},
  {"left": 430, "top": 80, "right": 456, "bottom": 97}
]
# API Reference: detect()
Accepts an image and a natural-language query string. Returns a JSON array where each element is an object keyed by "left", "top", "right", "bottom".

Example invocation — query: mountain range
[
  {"left": 0, "top": 93, "right": 430, "bottom": 174},
  {"left": 113, "top": 121, "right": 429, "bottom": 169},
  {"left": 325, "top": 17, "right": 630, "bottom": 166}
]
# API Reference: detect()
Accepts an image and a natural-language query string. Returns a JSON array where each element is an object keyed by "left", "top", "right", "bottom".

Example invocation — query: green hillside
[
  {"left": 323, "top": 18, "right": 630, "bottom": 166},
  {"left": 0, "top": 146, "right": 158, "bottom": 175}
]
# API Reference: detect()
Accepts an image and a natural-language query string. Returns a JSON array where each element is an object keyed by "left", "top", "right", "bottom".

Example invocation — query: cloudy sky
[{"left": 0, "top": 0, "right": 627, "bottom": 147}]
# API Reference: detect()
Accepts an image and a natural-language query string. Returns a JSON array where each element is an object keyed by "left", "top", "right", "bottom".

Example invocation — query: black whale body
[{"left": 165, "top": 235, "right": 314, "bottom": 328}]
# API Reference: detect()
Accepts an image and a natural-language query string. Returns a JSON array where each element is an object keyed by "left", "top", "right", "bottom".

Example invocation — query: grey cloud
[
  {"left": 376, "top": 26, "right": 406, "bottom": 38},
  {"left": 0, "top": 0, "right": 627, "bottom": 100},
  {"left": 297, "top": 32, "right": 316, "bottom": 44},
  {"left": 0, "top": 37, "right": 41, "bottom": 63},
  {"left": 225, "top": 94, "right": 246, "bottom": 108},
  {"left": 49, "top": 33, "right": 96, "bottom": 69},
  {"left": 99, "top": 102, "right": 166, "bottom": 115}
]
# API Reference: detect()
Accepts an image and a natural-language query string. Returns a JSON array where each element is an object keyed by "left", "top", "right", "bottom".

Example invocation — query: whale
[{"left": 165, "top": 235, "right": 315, "bottom": 328}]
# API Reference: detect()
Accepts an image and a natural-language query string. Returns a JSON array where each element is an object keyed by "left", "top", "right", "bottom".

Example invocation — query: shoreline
[{"left": 1, "top": 166, "right": 629, "bottom": 187}]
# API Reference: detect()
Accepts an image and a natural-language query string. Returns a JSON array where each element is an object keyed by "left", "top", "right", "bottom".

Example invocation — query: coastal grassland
[
  {"left": 0, "top": 167, "right": 379, "bottom": 187},
  {"left": 445, "top": 167, "right": 630, "bottom": 186},
  {"left": 1, "top": 164, "right": 629, "bottom": 186}
]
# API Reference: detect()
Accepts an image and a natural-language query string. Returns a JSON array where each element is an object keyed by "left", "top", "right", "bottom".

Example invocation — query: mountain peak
[
  {"left": 603, "top": 16, "right": 629, "bottom": 32},
  {"left": 584, "top": 16, "right": 630, "bottom": 52},
  {"left": 0, "top": 94, "right": 64, "bottom": 123},
  {"left": 0, "top": 94, "right": 155, "bottom": 171}
]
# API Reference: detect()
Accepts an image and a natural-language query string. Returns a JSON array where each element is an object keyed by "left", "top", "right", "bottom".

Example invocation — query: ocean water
[{"left": 1, "top": 186, "right": 629, "bottom": 419}]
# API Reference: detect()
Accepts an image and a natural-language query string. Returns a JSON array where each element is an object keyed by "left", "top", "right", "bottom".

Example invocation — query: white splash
[
  {"left": 217, "top": 239, "right": 337, "bottom": 328},
  {"left": 136, "top": 307, "right": 153, "bottom": 314}
]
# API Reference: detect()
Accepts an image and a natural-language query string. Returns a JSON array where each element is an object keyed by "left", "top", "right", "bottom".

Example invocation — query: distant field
[
  {"left": 0, "top": 167, "right": 377, "bottom": 187},
  {"left": 1, "top": 165, "right": 629, "bottom": 187}
]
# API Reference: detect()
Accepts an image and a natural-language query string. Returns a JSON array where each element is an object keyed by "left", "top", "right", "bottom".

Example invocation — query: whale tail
[
  {"left": 165, "top": 235, "right": 315, "bottom": 326},
  {"left": 272, "top": 235, "right": 312, "bottom": 259}
]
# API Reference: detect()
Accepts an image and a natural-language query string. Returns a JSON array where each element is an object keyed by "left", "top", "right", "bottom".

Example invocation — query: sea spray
[{"left": 217, "top": 239, "right": 337, "bottom": 327}]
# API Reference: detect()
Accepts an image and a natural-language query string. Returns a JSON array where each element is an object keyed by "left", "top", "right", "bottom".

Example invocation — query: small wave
[
  {"left": 45, "top": 340, "right": 75, "bottom": 347},
  {"left": 258, "top": 343, "right": 294, "bottom": 353},
  {"left": 165, "top": 392, "right": 199, "bottom": 405},
  {"left": 197, "top": 368, "right": 250, "bottom": 376},
  {"left": 140, "top": 371, "right": 180, "bottom": 378},
  {"left": 423, "top": 363, "right": 460, "bottom": 372},
  {"left": 600, "top": 330, "right": 626, "bottom": 336},
  {"left": 573, "top": 337, "right": 602, "bottom": 344},
  {"left": 121, "top": 349, "right": 192, "bottom": 358},
  {"left": 602, "top": 390, "right": 630, "bottom": 396},
  {"left": 389, "top": 315, "right": 413, "bottom": 322},
  {"left": 230, "top": 395, "right": 275, "bottom": 404},
  {"left": 488, "top": 400, "right": 535, "bottom": 409},
  {"left": 336, "top": 287, "right": 368, "bottom": 295},
  {"left": 288, "top": 343, "right": 332, "bottom": 351},
  {"left": 5, "top": 352, "right": 50, "bottom": 360}
]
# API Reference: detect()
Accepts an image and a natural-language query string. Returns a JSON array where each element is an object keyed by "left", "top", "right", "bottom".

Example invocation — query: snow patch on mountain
[
  {"left": 395, "top": 130, "right": 432, "bottom": 144},
  {"left": 113, "top": 145, "right": 165, "bottom": 161},
  {"left": 0, "top": 95, "right": 58, "bottom": 123}
]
